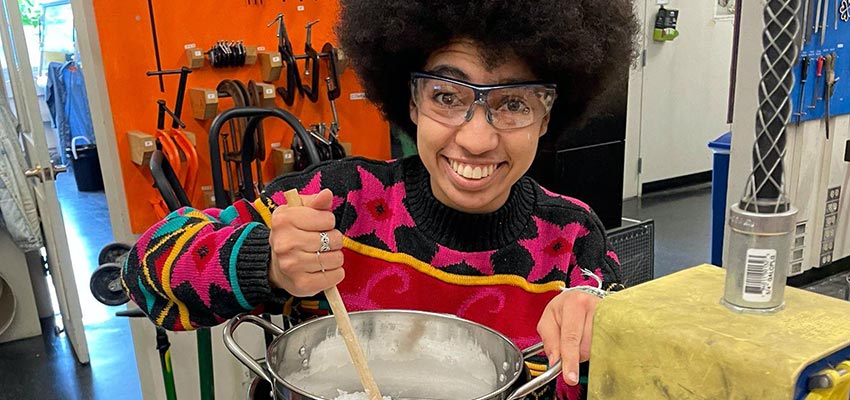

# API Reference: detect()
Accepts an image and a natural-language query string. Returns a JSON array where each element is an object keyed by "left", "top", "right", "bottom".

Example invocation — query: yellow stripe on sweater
[
  {"left": 342, "top": 237, "right": 565, "bottom": 294},
  {"left": 156, "top": 302, "right": 174, "bottom": 326},
  {"left": 253, "top": 198, "right": 273, "bottom": 226},
  {"left": 141, "top": 229, "right": 185, "bottom": 299},
  {"left": 160, "top": 222, "right": 209, "bottom": 330}
]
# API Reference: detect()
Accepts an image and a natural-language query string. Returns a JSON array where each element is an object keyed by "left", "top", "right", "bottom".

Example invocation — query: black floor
[
  {"left": 0, "top": 178, "right": 715, "bottom": 400},
  {"left": 622, "top": 183, "right": 714, "bottom": 278},
  {"left": 0, "top": 171, "right": 141, "bottom": 400}
]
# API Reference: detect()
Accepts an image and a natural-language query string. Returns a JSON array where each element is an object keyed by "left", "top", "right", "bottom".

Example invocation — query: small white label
[
  {"left": 207, "top": 93, "right": 216, "bottom": 100},
  {"left": 144, "top": 140, "right": 154, "bottom": 147},
  {"left": 284, "top": 152, "right": 293, "bottom": 159},
  {"left": 297, "top": 5, "right": 305, "bottom": 11},
  {"left": 184, "top": 43, "right": 196, "bottom": 49},
  {"left": 270, "top": 142, "right": 281, "bottom": 148},
  {"left": 272, "top": 56, "right": 281, "bottom": 63},
  {"left": 839, "top": 44, "right": 845, "bottom": 49},
  {"left": 265, "top": 88, "right": 274, "bottom": 95},
  {"left": 742, "top": 248, "right": 777, "bottom": 303},
  {"left": 350, "top": 92, "right": 366, "bottom": 100},
  {"left": 257, "top": 46, "right": 266, "bottom": 51},
  {"left": 194, "top": 50, "right": 202, "bottom": 57}
]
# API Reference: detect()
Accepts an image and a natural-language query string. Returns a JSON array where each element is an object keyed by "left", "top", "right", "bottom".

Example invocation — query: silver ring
[
  {"left": 316, "top": 251, "right": 325, "bottom": 273},
  {"left": 319, "top": 231, "right": 331, "bottom": 253}
]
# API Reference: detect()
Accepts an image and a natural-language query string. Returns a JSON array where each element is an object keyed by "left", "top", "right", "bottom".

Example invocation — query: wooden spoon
[{"left": 283, "top": 190, "right": 383, "bottom": 400}]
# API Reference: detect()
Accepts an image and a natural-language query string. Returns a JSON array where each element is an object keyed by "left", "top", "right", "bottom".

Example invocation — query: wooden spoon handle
[{"left": 282, "top": 189, "right": 383, "bottom": 400}]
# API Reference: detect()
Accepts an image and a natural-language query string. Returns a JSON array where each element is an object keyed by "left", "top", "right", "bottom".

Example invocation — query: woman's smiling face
[{"left": 410, "top": 40, "right": 550, "bottom": 214}]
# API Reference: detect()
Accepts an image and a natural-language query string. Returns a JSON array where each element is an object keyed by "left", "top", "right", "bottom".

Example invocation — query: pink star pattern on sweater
[
  {"left": 518, "top": 217, "right": 590, "bottom": 282},
  {"left": 267, "top": 172, "right": 344, "bottom": 211},
  {"left": 301, "top": 172, "right": 344, "bottom": 211},
  {"left": 345, "top": 166, "right": 415, "bottom": 251},
  {"left": 431, "top": 245, "right": 496, "bottom": 275},
  {"left": 541, "top": 186, "right": 591, "bottom": 212}
]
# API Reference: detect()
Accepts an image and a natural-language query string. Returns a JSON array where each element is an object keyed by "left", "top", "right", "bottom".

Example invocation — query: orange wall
[{"left": 92, "top": 0, "right": 390, "bottom": 233}]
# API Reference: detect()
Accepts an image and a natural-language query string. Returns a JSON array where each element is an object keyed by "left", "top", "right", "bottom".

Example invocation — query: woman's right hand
[{"left": 268, "top": 189, "right": 345, "bottom": 297}]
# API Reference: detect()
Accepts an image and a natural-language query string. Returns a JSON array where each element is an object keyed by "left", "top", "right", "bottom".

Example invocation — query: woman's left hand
[{"left": 537, "top": 290, "right": 602, "bottom": 386}]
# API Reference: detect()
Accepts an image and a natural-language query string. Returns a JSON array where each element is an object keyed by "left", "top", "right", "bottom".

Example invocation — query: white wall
[{"left": 625, "top": 0, "right": 735, "bottom": 197}]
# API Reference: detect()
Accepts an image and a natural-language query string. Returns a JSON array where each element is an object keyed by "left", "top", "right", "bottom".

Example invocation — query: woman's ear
[
  {"left": 409, "top": 99, "right": 419, "bottom": 125},
  {"left": 538, "top": 114, "right": 551, "bottom": 137}
]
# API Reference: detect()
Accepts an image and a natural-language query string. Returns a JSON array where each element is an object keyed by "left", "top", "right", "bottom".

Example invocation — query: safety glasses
[{"left": 410, "top": 72, "right": 557, "bottom": 131}]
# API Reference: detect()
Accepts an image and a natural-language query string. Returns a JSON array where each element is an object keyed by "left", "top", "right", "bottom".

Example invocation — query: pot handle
[
  {"left": 223, "top": 313, "right": 285, "bottom": 384},
  {"left": 505, "top": 342, "right": 563, "bottom": 400}
]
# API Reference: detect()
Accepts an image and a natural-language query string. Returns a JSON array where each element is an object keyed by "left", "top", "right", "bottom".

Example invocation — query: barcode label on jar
[{"left": 742, "top": 249, "right": 777, "bottom": 302}]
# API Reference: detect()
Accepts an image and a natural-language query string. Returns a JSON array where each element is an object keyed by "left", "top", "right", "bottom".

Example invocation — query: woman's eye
[
  {"left": 434, "top": 93, "right": 462, "bottom": 107},
  {"left": 501, "top": 99, "right": 530, "bottom": 113}
]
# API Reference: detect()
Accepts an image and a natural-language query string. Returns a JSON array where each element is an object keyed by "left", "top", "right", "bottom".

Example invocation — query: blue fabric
[
  {"left": 62, "top": 62, "right": 95, "bottom": 144},
  {"left": 49, "top": 61, "right": 96, "bottom": 165}
]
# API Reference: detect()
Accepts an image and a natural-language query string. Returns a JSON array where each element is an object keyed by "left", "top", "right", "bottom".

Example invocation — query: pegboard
[
  {"left": 791, "top": 1, "right": 850, "bottom": 123},
  {"left": 91, "top": 0, "right": 391, "bottom": 233}
]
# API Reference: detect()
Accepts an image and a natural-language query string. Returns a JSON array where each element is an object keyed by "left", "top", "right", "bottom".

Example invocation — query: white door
[
  {"left": 637, "top": 0, "right": 735, "bottom": 186},
  {"left": 0, "top": 0, "right": 89, "bottom": 363}
]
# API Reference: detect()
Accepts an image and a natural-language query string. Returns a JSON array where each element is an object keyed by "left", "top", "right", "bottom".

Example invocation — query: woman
[{"left": 122, "top": 1, "right": 638, "bottom": 398}]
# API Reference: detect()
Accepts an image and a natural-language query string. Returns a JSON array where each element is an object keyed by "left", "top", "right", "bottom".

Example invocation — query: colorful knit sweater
[{"left": 122, "top": 156, "right": 623, "bottom": 400}]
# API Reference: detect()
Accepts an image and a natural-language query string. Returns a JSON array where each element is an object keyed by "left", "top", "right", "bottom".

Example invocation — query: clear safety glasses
[{"left": 410, "top": 72, "right": 558, "bottom": 131}]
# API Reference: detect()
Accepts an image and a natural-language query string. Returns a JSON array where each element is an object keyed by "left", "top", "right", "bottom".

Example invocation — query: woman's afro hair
[{"left": 336, "top": 0, "right": 640, "bottom": 138}]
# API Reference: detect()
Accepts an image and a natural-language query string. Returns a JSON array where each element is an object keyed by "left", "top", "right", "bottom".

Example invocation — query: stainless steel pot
[{"left": 225, "top": 310, "right": 561, "bottom": 400}]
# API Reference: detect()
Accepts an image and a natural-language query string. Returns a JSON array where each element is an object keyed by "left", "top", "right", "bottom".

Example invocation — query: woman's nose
[{"left": 454, "top": 103, "right": 499, "bottom": 155}]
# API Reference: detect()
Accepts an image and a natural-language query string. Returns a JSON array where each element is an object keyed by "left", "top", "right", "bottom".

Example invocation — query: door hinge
[
  {"left": 641, "top": 49, "right": 647, "bottom": 68},
  {"left": 637, "top": 157, "right": 643, "bottom": 174}
]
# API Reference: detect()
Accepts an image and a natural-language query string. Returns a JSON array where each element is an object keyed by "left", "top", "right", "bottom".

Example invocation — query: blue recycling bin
[{"left": 708, "top": 132, "right": 732, "bottom": 266}]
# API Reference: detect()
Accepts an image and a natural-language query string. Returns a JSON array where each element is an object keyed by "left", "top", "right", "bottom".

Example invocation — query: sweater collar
[{"left": 402, "top": 156, "right": 536, "bottom": 252}]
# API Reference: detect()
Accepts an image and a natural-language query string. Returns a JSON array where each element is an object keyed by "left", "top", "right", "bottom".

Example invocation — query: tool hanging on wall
[
  {"left": 268, "top": 13, "right": 303, "bottom": 106},
  {"left": 146, "top": 0, "right": 165, "bottom": 92},
  {"left": 796, "top": 56, "right": 811, "bottom": 126},
  {"left": 810, "top": 55, "right": 824, "bottom": 109},
  {"left": 803, "top": 0, "right": 812, "bottom": 43},
  {"left": 325, "top": 77, "right": 345, "bottom": 159},
  {"left": 823, "top": 52, "right": 837, "bottom": 139},
  {"left": 300, "top": 20, "right": 322, "bottom": 103},
  {"left": 145, "top": 67, "right": 197, "bottom": 211},
  {"left": 246, "top": 80, "right": 271, "bottom": 192},
  {"left": 207, "top": 41, "right": 247, "bottom": 68},
  {"left": 292, "top": 78, "right": 347, "bottom": 171},
  {"left": 209, "top": 107, "right": 321, "bottom": 207},
  {"left": 216, "top": 79, "right": 251, "bottom": 203}
]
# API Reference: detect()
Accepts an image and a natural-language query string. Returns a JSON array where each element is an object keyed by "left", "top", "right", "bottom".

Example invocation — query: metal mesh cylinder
[{"left": 723, "top": 0, "right": 800, "bottom": 313}]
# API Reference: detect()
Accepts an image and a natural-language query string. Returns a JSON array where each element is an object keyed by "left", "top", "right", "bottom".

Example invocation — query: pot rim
[{"left": 265, "top": 309, "right": 525, "bottom": 400}]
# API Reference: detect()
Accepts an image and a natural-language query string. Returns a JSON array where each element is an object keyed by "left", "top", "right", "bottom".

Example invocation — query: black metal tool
[
  {"left": 810, "top": 55, "right": 825, "bottom": 108},
  {"left": 147, "top": 67, "right": 193, "bottom": 127},
  {"left": 322, "top": 42, "right": 342, "bottom": 101},
  {"left": 146, "top": 0, "right": 164, "bottom": 92},
  {"left": 796, "top": 56, "right": 811, "bottom": 126},
  {"left": 301, "top": 20, "right": 322, "bottom": 103},
  {"left": 268, "top": 14, "right": 303, "bottom": 106}
]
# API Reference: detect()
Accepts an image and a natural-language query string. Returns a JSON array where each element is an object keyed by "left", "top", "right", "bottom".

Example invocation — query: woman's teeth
[{"left": 451, "top": 160, "right": 497, "bottom": 180}]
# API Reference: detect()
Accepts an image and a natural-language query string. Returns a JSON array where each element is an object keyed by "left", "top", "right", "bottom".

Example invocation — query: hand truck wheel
[
  {"left": 90, "top": 262, "right": 129, "bottom": 306},
  {"left": 98, "top": 242, "right": 132, "bottom": 266}
]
